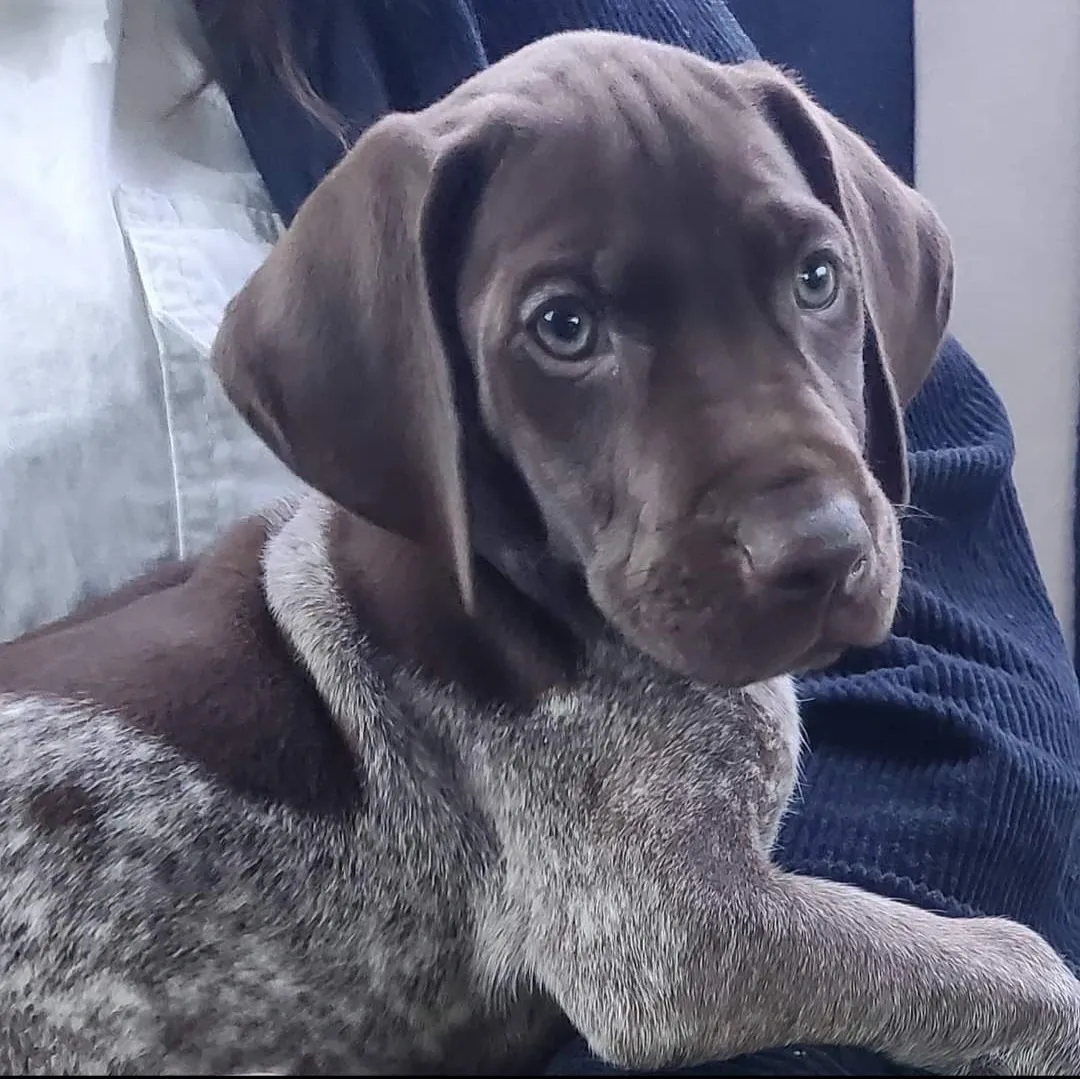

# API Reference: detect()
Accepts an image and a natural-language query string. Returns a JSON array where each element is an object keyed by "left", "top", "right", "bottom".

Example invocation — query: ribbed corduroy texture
[
  {"left": 789, "top": 338, "right": 1080, "bottom": 952},
  {"left": 197, "top": 1, "right": 1080, "bottom": 1073}
]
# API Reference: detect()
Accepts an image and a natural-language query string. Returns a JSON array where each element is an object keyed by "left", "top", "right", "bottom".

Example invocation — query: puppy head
[{"left": 212, "top": 31, "right": 953, "bottom": 688}]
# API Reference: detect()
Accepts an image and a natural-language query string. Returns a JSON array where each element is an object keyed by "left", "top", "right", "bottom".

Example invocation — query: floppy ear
[
  {"left": 212, "top": 113, "right": 483, "bottom": 609},
  {"left": 742, "top": 63, "right": 955, "bottom": 506}
]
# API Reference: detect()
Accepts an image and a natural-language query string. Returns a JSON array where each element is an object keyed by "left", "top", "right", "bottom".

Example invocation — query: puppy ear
[
  {"left": 743, "top": 63, "right": 955, "bottom": 506},
  {"left": 212, "top": 114, "right": 482, "bottom": 609}
]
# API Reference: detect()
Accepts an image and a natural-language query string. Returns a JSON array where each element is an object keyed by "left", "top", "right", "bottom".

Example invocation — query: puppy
[{"left": 0, "top": 29, "right": 1077, "bottom": 1076}]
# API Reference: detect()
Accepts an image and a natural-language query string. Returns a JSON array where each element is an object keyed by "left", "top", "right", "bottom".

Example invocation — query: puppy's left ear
[{"left": 741, "top": 63, "right": 955, "bottom": 506}]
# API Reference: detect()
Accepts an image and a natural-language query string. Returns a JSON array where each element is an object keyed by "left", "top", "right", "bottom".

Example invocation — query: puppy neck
[
  {"left": 463, "top": 437, "right": 606, "bottom": 643},
  {"left": 282, "top": 495, "right": 582, "bottom": 710}
]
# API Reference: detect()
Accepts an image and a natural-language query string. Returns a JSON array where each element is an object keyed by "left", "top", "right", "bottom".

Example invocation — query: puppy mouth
[
  {"left": 788, "top": 640, "right": 850, "bottom": 675},
  {"left": 607, "top": 589, "right": 889, "bottom": 688},
  {"left": 588, "top": 525, "right": 899, "bottom": 688}
]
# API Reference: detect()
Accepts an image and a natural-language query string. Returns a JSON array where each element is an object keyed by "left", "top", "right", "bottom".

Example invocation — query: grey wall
[{"left": 915, "top": 0, "right": 1080, "bottom": 638}]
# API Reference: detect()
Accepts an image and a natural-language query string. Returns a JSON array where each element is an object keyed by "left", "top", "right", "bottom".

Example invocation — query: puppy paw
[{"left": 960, "top": 920, "right": 1080, "bottom": 1076}]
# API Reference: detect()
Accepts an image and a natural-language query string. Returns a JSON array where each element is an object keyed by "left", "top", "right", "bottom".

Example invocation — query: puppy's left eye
[
  {"left": 526, "top": 295, "right": 599, "bottom": 363},
  {"left": 794, "top": 252, "right": 840, "bottom": 310}
]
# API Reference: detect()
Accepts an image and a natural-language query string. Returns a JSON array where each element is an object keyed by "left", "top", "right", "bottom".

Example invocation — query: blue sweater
[{"left": 197, "top": 0, "right": 1080, "bottom": 1071}]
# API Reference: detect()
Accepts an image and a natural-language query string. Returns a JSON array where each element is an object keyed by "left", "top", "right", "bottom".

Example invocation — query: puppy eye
[
  {"left": 526, "top": 295, "right": 599, "bottom": 363},
  {"left": 794, "top": 251, "right": 840, "bottom": 311}
]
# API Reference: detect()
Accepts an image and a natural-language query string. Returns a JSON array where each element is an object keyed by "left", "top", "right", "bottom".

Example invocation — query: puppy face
[
  {"left": 214, "top": 32, "right": 952, "bottom": 690},
  {"left": 456, "top": 93, "right": 897, "bottom": 685}
]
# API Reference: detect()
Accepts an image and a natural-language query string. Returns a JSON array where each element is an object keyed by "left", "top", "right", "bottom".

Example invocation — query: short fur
[{"left": 0, "top": 30, "right": 1077, "bottom": 1076}]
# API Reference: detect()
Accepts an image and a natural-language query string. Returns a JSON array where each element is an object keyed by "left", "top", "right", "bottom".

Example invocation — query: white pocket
[{"left": 115, "top": 186, "right": 305, "bottom": 559}]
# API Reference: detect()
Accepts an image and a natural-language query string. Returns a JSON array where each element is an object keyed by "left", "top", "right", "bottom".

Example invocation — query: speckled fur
[
  {"left": 0, "top": 494, "right": 1078, "bottom": 1075},
  {"left": 0, "top": 496, "right": 797, "bottom": 1075}
]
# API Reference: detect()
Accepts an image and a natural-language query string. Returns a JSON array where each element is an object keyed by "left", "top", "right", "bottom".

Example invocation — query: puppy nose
[{"left": 740, "top": 494, "right": 872, "bottom": 603}]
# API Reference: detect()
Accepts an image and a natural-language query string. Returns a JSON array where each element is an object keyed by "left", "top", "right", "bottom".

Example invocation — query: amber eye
[
  {"left": 527, "top": 295, "right": 599, "bottom": 363},
  {"left": 794, "top": 251, "right": 840, "bottom": 310}
]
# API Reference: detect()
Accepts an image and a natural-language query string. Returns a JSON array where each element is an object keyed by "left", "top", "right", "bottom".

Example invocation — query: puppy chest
[{"left": 480, "top": 660, "right": 802, "bottom": 855}]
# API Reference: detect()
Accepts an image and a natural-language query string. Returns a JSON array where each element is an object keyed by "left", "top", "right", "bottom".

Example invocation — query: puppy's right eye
[
  {"left": 794, "top": 251, "right": 840, "bottom": 311},
  {"left": 526, "top": 295, "right": 599, "bottom": 364}
]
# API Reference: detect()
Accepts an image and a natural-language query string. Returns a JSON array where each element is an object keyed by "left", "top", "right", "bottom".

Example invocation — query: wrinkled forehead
[{"left": 462, "top": 78, "right": 833, "bottom": 302}]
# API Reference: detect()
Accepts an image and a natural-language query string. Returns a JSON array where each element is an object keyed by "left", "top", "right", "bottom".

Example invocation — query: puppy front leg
[{"left": 526, "top": 860, "right": 1080, "bottom": 1075}]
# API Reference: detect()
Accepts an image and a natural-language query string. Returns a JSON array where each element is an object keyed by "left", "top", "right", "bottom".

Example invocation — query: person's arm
[
  {"left": 788, "top": 335, "right": 1080, "bottom": 935},
  {"left": 472, "top": 0, "right": 759, "bottom": 67}
]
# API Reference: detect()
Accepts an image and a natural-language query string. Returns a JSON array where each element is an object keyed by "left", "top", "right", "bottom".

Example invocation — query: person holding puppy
[{"left": 0, "top": 1, "right": 1076, "bottom": 1074}]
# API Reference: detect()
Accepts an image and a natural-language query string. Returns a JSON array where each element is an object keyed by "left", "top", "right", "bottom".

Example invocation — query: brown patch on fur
[
  {"left": 28, "top": 782, "right": 102, "bottom": 834},
  {"left": 0, "top": 517, "right": 362, "bottom": 816},
  {"left": 15, "top": 560, "right": 196, "bottom": 644}
]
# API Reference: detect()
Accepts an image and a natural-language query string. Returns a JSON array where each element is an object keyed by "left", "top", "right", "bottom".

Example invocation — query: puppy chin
[
  {"left": 584, "top": 524, "right": 902, "bottom": 688},
  {"left": 586, "top": 582, "right": 804, "bottom": 688},
  {"left": 630, "top": 619, "right": 804, "bottom": 688},
  {"left": 590, "top": 574, "right": 900, "bottom": 689}
]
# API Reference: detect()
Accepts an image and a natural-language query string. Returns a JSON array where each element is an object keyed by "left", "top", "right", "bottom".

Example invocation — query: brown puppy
[
  {"left": 0, "top": 29, "right": 1075, "bottom": 1077},
  {"left": 219, "top": 32, "right": 949, "bottom": 694}
]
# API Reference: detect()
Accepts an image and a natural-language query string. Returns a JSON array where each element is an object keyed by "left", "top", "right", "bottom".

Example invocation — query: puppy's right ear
[
  {"left": 212, "top": 114, "right": 482, "bottom": 609},
  {"left": 740, "top": 62, "right": 954, "bottom": 508}
]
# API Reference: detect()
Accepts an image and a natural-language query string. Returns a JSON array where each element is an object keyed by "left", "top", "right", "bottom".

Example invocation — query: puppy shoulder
[{"left": 0, "top": 514, "right": 365, "bottom": 817}]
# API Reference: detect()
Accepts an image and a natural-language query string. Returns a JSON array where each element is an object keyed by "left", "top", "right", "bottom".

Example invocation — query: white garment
[{"left": 0, "top": 0, "right": 298, "bottom": 640}]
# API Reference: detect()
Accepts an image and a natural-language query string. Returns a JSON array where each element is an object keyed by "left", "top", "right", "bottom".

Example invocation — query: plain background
[{"left": 916, "top": 0, "right": 1080, "bottom": 641}]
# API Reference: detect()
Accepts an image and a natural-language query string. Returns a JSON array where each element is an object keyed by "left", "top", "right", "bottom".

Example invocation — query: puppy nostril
[
  {"left": 772, "top": 564, "right": 835, "bottom": 597},
  {"left": 845, "top": 555, "right": 869, "bottom": 588},
  {"left": 739, "top": 495, "right": 873, "bottom": 604}
]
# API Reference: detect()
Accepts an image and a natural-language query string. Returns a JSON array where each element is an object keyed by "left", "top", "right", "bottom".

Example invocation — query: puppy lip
[
  {"left": 844, "top": 554, "right": 870, "bottom": 589},
  {"left": 791, "top": 641, "right": 848, "bottom": 674},
  {"left": 618, "top": 610, "right": 820, "bottom": 688},
  {"left": 822, "top": 563, "right": 899, "bottom": 642},
  {"left": 588, "top": 548, "right": 895, "bottom": 685}
]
